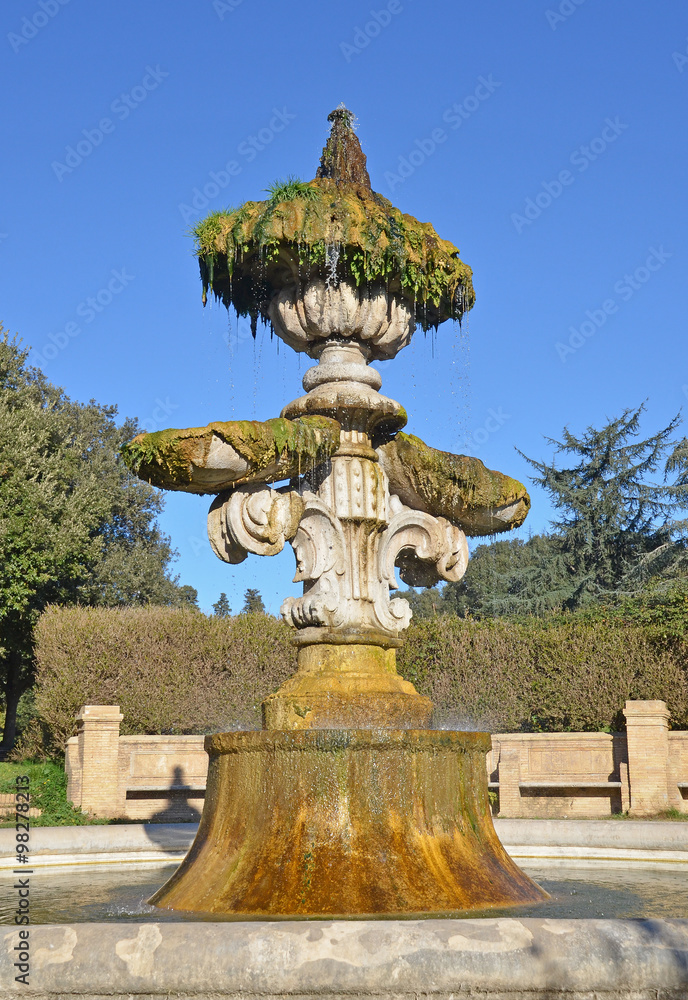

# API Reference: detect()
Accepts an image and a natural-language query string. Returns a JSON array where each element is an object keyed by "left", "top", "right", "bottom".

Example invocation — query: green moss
[
  {"left": 122, "top": 415, "right": 341, "bottom": 493},
  {"left": 192, "top": 179, "right": 474, "bottom": 334},
  {"left": 378, "top": 432, "right": 530, "bottom": 536}
]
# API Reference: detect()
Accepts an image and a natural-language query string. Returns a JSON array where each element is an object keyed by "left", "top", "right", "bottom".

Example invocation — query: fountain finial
[{"left": 316, "top": 105, "right": 371, "bottom": 189}]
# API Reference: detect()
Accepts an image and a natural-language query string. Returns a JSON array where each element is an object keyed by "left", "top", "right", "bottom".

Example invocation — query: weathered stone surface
[
  {"left": 207, "top": 484, "right": 304, "bottom": 565},
  {"left": 3, "top": 919, "right": 688, "bottom": 998},
  {"left": 270, "top": 280, "right": 415, "bottom": 361},
  {"left": 149, "top": 730, "right": 544, "bottom": 916},
  {"left": 121, "top": 416, "right": 340, "bottom": 494},
  {"left": 316, "top": 106, "right": 372, "bottom": 188},
  {"left": 207, "top": 432, "right": 468, "bottom": 639},
  {"left": 377, "top": 432, "right": 530, "bottom": 536},
  {"left": 262, "top": 642, "right": 432, "bottom": 730}
]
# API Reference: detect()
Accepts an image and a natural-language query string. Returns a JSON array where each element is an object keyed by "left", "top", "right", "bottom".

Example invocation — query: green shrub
[
  {"left": 0, "top": 762, "right": 101, "bottom": 827},
  {"left": 22, "top": 606, "right": 295, "bottom": 758},
  {"left": 18, "top": 606, "right": 688, "bottom": 759}
]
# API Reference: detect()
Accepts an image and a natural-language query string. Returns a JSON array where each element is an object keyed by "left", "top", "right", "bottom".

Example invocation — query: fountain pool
[{"left": 3, "top": 860, "right": 688, "bottom": 924}]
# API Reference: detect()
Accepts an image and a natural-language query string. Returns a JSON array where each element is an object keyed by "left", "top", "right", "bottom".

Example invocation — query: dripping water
[
  {"left": 225, "top": 310, "right": 236, "bottom": 418},
  {"left": 325, "top": 241, "right": 341, "bottom": 288},
  {"left": 450, "top": 316, "right": 471, "bottom": 457},
  {"left": 252, "top": 326, "right": 259, "bottom": 419}
]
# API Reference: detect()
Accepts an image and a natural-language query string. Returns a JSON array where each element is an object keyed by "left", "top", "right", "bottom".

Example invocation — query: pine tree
[
  {"left": 517, "top": 403, "right": 682, "bottom": 610},
  {"left": 241, "top": 588, "right": 266, "bottom": 614},
  {"left": 213, "top": 592, "right": 232, "bottom": 617},
  {"left": 442, "top": 534, "right": 568, "bottom": 617}
]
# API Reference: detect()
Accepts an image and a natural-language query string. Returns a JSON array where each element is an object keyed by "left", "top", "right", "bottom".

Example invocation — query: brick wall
[{"left": 64, "top": 701, "right": 688, "bottom": 819}]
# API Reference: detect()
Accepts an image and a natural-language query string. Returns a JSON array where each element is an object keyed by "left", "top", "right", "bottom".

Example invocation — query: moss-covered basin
[
  {"left": 121, "top": 416, "right": 341, "bottom": 494},
  {"left": 192, "top": 109, "right": 475, "bottom": 334},
  {"left": 377, "top": 432, "right": 530, "bottom": 536},
  {"left": 195, "top": 180, "right": 474, "bottom": 333}
]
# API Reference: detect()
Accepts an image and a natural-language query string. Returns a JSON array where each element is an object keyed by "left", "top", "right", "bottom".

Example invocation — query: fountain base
[{"left": 149, "top": 729, "right": 547, "bottom": 916}]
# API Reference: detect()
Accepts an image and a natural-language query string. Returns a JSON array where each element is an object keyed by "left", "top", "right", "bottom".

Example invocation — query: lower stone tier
[{"left": 149, "top": 729, "right": 546, "bottom": 916}]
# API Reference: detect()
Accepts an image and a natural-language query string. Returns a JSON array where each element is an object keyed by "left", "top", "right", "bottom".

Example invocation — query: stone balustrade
[{"left": 65, "top": 700, "right": 688, "bottom": 820}]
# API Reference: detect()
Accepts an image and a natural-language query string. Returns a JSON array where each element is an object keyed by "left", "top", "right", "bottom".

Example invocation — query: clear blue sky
[{"left": 2, "top": 0, "right": 687, "bottom": 613}]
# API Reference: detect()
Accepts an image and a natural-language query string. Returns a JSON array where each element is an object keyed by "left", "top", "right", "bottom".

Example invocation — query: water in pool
[{"left": 2, "top": 863, "right": 688, "bottom": 922}]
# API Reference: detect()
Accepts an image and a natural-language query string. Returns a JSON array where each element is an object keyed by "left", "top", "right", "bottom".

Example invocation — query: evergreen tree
[
  {"left": 442, "top": 534, "right": 567, "bottom": 617},
  {"left": 241, "top": 588, "right": 266, "bottom": 614},
  {"left": 0, "top": 328, "right": 193, "bottom": 750},
  {"left": 517, "top": 403, "right": 682, "bottom": 611},
  {"left": 427, "top": 406, "right": 688, "bottom": 619},
  {"left": 400, "top": 586, "right": 446, "bottom": 619},
  {"left": 213, "top": 592, "right": 232, "bottom": 617},
  {"left": 177, "top": 586, "right": 200, "bottom": 608}
]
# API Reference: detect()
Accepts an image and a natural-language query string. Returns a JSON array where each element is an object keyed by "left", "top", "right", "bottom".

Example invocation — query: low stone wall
[
  {"left": 66, "top": 712, "right": 207, "bottom": 822},
  {"left": 3, "top": 819, "right": 687, "bottom": 871},
  {"left": 0, "top": 794, "right": 41, "bottom": 819},
  {"left": 65, "top": 700, "right": 688, "bottom": 820},
  {"left": 489, "top": 731, "right": 627, "bottom": 819},
  {"left": 2, "top": 919, "right": 688, "bottom": 999}
]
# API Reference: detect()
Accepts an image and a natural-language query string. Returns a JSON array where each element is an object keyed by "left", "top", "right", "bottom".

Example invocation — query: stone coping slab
[
  {"left": 495, "top": 818, "right": 688, "bottom": 850},
  {"left": 1, "top": 919, "right": 688, "bottom": 998},
  {"left": 3, "top": 820, "right": 688, "bottom": 872},
  {"left": 0, "top": 822, "right": 196, "bottom": 861}
]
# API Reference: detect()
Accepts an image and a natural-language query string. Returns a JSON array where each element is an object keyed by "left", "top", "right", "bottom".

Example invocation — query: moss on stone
[
  {"left": 122, "top": 416, "right": 341, "bottom": 494},
  {"left": 191, "top": 110, "right": 475, "bottom": 335},
  {"left": 377, "top": 432, "right": 530, "bottom": 536}
]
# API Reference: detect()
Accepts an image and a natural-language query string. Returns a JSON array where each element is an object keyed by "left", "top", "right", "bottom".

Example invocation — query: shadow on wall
[
  {"left": 150, "top": 766, "right": 202, "bottom": 824},
  {"left": 129, "top": 766, "right": 202, "bottom": 852}
]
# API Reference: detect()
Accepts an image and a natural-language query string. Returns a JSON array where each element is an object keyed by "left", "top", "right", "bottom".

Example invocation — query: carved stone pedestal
[{"left": 262, "top": 640, "right": 432, "bottom": 730}]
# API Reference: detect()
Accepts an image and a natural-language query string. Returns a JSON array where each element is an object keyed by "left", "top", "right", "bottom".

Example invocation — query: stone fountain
[{"left": 123, "top": 108, "right": 547, "bottom": 916}]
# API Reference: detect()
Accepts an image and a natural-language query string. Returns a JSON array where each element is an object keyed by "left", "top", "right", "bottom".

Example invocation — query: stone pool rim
[
  {"left": 2, "top": 818, "right": 688, "bottom": 870},
  {"left": 2, "top": 918, "right": 688, "bottom": 999}
]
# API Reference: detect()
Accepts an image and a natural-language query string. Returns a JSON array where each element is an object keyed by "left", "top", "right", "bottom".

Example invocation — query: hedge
[
  {"left": 18, "top": 605, "right": 688, "bottom": 759},
  {"left": 22, "top": 606, "right": 295, "bottom": 758},
  {"left": 397, "top": 616, "right": 688, "bottom": 732}
]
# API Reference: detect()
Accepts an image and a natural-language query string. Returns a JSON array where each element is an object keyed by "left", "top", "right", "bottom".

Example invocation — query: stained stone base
[
  {"left": 149, "top": 729, "right": 547, "bottom": 916},
  {"left": 6, "top": 919, "right": 688, "bottom": 999},
  {"left": 262, "top": 642, "right": 433, "bottom": 730}
]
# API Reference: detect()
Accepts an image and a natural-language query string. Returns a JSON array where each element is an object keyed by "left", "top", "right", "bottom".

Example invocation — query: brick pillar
[
  {"left": 65, "top": 736, "right": 81, "bottom": 808},
  {"left": 497, "top": 743, "right": 524, "bottom": 817},
  {"left": 624, "top": 700, "right": 670, "bottom": 817},
  {"left": 75, "top": 705, "right": 123, "bottom": 818},
  {"left": 619, "top": 760, "right": 631, "bottom": 814}
]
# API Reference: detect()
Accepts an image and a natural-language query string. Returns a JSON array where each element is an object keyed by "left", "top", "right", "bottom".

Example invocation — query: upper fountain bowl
[
  {"left": 269, "top": 279, "right": 414, "bottom": 361},
  {"left": 191, "top": 107, "right": 475, "bottom": 351}
]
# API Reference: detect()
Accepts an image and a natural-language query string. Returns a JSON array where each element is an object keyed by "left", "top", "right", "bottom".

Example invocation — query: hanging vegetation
[{"left": 191, "top": 108, "right": 475, "bottom": 335}]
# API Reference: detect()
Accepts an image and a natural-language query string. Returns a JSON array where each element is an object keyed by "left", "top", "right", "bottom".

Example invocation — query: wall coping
[
  {"left": 119, "top": 734, "right": 207, "bottom": 744},
  {"left": 76, "top": 704, "right": 123, "bottom": 722},
  {"left": 492, "top": 732, "right": 620, "bottom": 741},
  {"left": 3, "top": 819, "right": 688, "bottom": 861}
]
